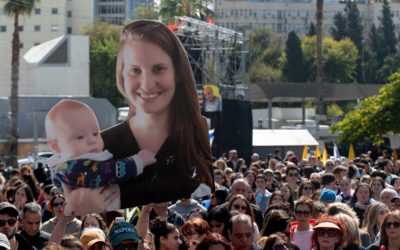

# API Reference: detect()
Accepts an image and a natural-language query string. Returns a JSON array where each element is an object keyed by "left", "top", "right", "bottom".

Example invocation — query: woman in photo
[{"left": 63, "top": 20, "right": 214, "bottom": 213}]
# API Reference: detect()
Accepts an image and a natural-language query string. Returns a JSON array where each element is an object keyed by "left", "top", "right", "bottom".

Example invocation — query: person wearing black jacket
[
  {"left": 0, "top": 202, "right": 36, "bottom": 250},
  {"left": 20, "top": 202, "right": 50, "bottom": 250}
]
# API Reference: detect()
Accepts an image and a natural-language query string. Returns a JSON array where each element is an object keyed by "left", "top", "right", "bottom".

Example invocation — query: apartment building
[
  {"left": 214, "top": 0, "right": 400, "bottom": 41},
  {"left": 0, "top": 0, "right": 94, "bottom": 96},
  {"left": 95, "top": 0, "right": 154, "bottom": 25},
  {"left": 0, "top": 0, "right": 94, "bottom": 51}
]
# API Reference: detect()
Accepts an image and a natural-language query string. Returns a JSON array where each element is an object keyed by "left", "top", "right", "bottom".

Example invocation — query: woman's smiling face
[{"left": 122, "top": 39, "right": 176, "bottom": 116}]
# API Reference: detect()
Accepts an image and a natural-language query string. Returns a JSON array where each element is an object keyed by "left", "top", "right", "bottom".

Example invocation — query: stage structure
[
  {"left": 174, "top": 16, "right": 249, "bottom": 101},
  {"left": 174, "top": 17, "right": 253, "bottom": 161}
]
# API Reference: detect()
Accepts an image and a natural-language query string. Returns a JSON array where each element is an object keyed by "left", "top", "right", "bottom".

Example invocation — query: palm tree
[
  {"left": 315, "top": 0, "right": 324, "bottom": 139},
  {"left": 4, "top": 0, "right": 37, "bottom": 167},
  {"left": 159, "top": 0, "right": 214, "bottom": 23}
]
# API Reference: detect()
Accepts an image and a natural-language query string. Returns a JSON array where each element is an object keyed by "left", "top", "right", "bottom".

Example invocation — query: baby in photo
[{"left": 45, "top": 99, "right": 156, "bottom": 214}]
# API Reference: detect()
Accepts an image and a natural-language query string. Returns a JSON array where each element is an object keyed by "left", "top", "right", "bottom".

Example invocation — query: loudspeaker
[{"left": 213, "top": 99, "right": 253, "bottom": 165}]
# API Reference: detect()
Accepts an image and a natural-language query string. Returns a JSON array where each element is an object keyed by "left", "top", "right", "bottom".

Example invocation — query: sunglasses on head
[
  {"left": 233, "top": 204, "right": 247, "bottom": 210},
  {"left": 385, "top": 221, "right": 400, "bottom": 229},
  {"left": 317, "top": 229, "right": 339, "bottom": 237},
  {"left": 295, "top": 210, "right": 311, "bottom": 217},
  {"left": 52, "top": 201, "right": 64, "bottom": 208},
  {"left": 0, "top": 218, "right": 17, "bottom": 227},
  {"left": 303, "top": 186, "right": 313, "bottom": 191}
]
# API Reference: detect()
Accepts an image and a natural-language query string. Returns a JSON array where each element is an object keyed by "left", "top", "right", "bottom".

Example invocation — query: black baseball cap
[{"left": 0, "top": 202, "right": 19, "bottom": 217}]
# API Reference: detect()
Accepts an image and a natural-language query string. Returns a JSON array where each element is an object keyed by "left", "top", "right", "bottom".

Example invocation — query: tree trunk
[
  {"left": 316, "top": 0, "right": 324, "bottom": 139},
  {"left": 9, "top": 11, "right": 20, "bottom": 167}
]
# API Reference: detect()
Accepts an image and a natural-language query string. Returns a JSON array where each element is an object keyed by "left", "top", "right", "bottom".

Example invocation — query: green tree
[
  {"left": 307, "top": 22, "right": 316, "bottom": 36},
  {"left": 345, "top": 1, "right": 363, "bottom": 82},
  {"left": 332, "top": 72, "right": 400, "bottom": 144},
  {"left": 135, "top": 5, "right": 159, "bottom": 20},
  {"left": 283, "top": 31, "right": 307, "bottom": 82},
  {"left": 258, "top": 43, "right": 283, "bottom": 69},
  {"left": 90, "top": 39, "right": 124, "bottom": 107},
  {"left": 331, "top": 0, "right": 363, "bottom": 82},
  {"left": 302, "top": 36, "right": 358, "bottom": 83},
  {"left": 83, "top": 21, "right": 121, "bottom": 45},
  {"left": 331, "top": 13, "right": 347, "bottom": 41},
  {"left": 316, "top": 0, "right": 324, "bottom": 116},
  {"left": 345, "top": 1, "right": 363, "bottom": 52},
  {"left": 248, "top": 63, "right": 282, "bottom": 83},
  {"left": 248, "top": 27, "right": 272, "bottom": 63},
  {"left": 380, "top": 0, "right": 397, "bottom": 56},
  {"left": 378, "top": 51, "right": 400, "bottom": 83},
  {"left": 247, "top": 28, "right": 283, "bottom": 83},
  {"left": 362, "top": 47, "right": 379, "bottom": 83},
  {"left": 159, "top": 0, "right": 213, "bottom": 23},
  {"left": 362, "top": 0, "right": 397, "bottom": 84},
  {"left": 327, "top": 102, "right": 344, "bottom": 119},
  {"left": 83, "top": 22, "right": 124, "bottom": 107},
  {"left": 4, "top": 0, "right": 38, "bottom": 166}
]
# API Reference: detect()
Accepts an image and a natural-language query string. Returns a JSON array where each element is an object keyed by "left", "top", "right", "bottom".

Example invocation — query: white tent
[
  {"left": 253, "top": 129, "right": 318, "bottom": 146},
  {"left": 252, "top": 129, "right": 318, "bottom": 158}
]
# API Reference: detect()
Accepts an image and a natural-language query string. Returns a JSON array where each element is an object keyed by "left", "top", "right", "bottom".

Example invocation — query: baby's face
[{"left": 54, "top": 108, "right": 104, "bottom": 158}]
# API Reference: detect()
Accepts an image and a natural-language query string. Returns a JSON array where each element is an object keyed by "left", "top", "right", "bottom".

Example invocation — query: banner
[
  {"left": 348, "top": 144, "right": 355, "bottom": 161},
  {"left": 333, "top": 143, "right": 341, "bottom": 160},
  {"left": 315, "top": 146, "right": 321, "bottom": 159},
  {"left": 322, "top": 145, "right": 329, "bottom": 165},
  {"left": 302, "top": 145, "right": 308, "bottom": 160}
]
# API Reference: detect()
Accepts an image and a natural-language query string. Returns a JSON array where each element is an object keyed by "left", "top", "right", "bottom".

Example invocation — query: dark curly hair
[{"left": 150, "top": 217, "right": 178, "bottom": 250}]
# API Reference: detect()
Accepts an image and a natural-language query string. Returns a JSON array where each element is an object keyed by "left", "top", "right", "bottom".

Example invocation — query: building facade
[
  {"left": 94, "top": 0, "right": 154, "bottom": 25},
  {"left": 0, "top": 0, "right": 94, "bottom": 97},
  {"left": 0, "top": 0, "right": 94, "bottom": 51},
  {"left": 214, "top": 0, "right": 400, "bottom": 41}
]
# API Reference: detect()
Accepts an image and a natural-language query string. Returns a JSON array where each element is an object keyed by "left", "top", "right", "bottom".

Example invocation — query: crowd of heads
[{"left": 2, "top": 147, "right": 400, "bottom": 250}]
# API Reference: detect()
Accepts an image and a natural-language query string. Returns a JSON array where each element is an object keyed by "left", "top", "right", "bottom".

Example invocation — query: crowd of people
[{"left": 0, "top": 147, "right": 400, "bottom": 250}]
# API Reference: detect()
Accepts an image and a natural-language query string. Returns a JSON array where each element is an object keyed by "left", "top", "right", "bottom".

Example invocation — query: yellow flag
[
  {"left": 393, "top": 149, "right": 398, "bottom": 161},
  {"left": 348, "top": 144, "right": 355, "bottom": 161},
  {"left": 322, "top": 145, "right": 328, "bottom": 165},
  {"left": 302, "top": 145, "right": 308, "bottom": 160},
  {"left": 315, "top": 146, "right": 321, "bottom": 159}
]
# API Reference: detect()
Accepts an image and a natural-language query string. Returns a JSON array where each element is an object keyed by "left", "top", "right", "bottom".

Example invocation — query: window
[
  {"left": 34, "top": 8, "right": 40, "bottom": 15},
  {"left": 34, "top": 42, "right": 40, "bottom": 46},
  {"left": 67, "top": 11, "right": 72, "bottom": 17},
  {"left": 20, "top": 43, "right": 23, "bottom": 49},
  {"left": 51, "top": 25, "right": 59, "bottom": 32},
  {"left": 67, "top": 27, "right": 72, "bottom": 34},
  {"left": 52, "top": 8, "right": 58, "bottom": 15},
  {"left": 34, "top": 25, "right": 40, "bottom": 32},
  {"left": 18, "top": 25, "right": 23, "bottom": 32},
  {"left": 0, "top": 26, "right": 6, "bottom": 32}
]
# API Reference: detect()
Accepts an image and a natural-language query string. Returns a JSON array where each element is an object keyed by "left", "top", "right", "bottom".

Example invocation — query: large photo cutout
[{"left": 45, "top": 20, "right": 214, "bottom": 216}]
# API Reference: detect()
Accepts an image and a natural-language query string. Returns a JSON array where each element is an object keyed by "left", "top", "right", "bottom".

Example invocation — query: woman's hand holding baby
[{"left": 138, "top": 149, "right": 157, "bottom": 167}]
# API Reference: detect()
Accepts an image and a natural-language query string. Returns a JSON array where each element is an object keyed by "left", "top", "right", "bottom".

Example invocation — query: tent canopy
[{"left": 253, "top": 129, "right": 318, "bottom": 147}]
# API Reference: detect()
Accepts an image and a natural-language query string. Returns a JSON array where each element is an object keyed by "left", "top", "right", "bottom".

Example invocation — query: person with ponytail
[{"left": 150, "top": 217, "right": 181, "bottom": 250}]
